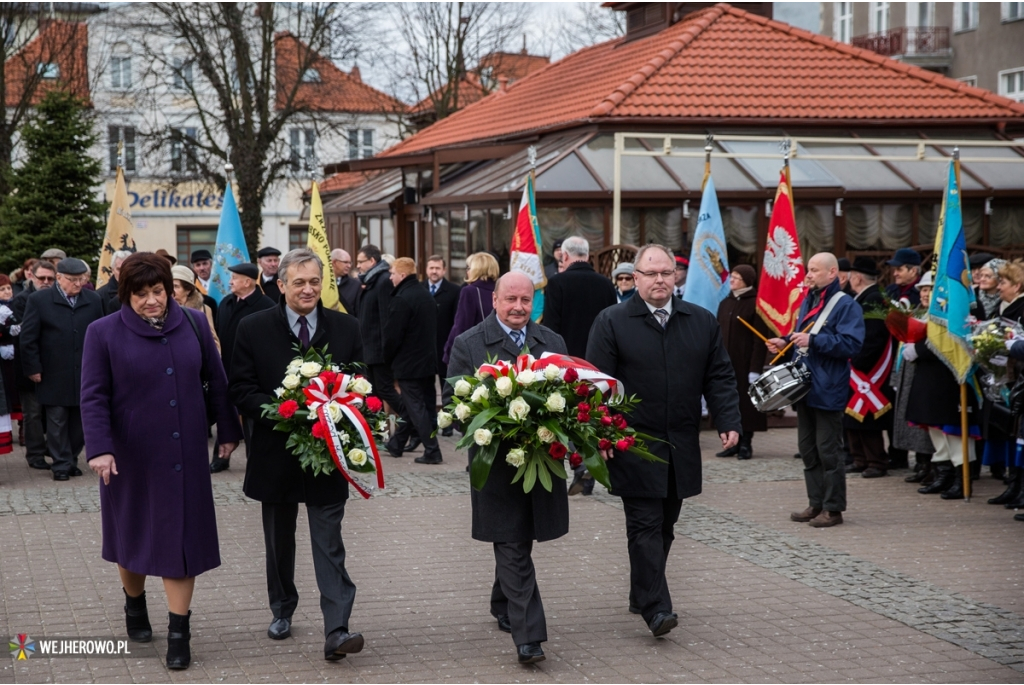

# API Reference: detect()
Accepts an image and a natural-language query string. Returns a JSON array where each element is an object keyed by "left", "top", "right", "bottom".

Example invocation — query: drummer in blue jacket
[{"left": 767, "top": 253, "right": 864, "bottom": 528}]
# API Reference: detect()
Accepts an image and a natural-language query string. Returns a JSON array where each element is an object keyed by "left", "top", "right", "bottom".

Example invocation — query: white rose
[
  {"left": 454, "top": 403, "right": 473, "bottom": 421},
  {"left": 340, "top": 432, "right": 350, "bottom": 445},
  {"left": 545, "top": 393, "right": 566, "bottom": 413},
  {"left": 471, "top": 385, "right": 490, "bottom": 402},
  {"left": 495, "top": 376, "right": 514, "bottom": 397},
  {"left": 299, "top": 361, "right": 322, "bottom": 378},
  {"left": 544, "top": 364, "right": 560, "bottom": 381},
  {"left": 282, "top": 374, "right": 302, "bottom": 390},
  {"left": 347, "top": 448, "right": 367, "bottom": 466},
  {"left": 515, "top": 369, "right": 536, "bottom": 385},
  {"left": 308, "top": 410, "right": 318, "bottom": 421},
  {"left": 349, "top": 377, "right": 373, "bottom": 395},
  {"left": 287, "top": 359, "right": 302, "bottom": 374},
  {"left": 274, "top": 387, "right": 286, "bottom": 398},
  {"left": 454, "top": 379, "right": 472, "bottom": 397},
  {"left": 327, "top": 402, "right": 343, "bottom": 424},
  {"left": 437, "top": 411, "right": 453, "bottom": 428},
  {"left": 474, "top": 428, "right": 493, "bottom": 446},
  {"left": 506, "top": 448, "right": 526, "bottom": 468},
  {"left": 508, "top": 397, "right": 531, "bottom": 422},
  {"left": 537, "top": 426, "right": 556, "bottom": 443}
]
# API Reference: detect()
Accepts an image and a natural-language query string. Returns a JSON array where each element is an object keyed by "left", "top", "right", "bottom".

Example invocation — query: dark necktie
[
  {"left": 654, "top": 309, "right": 668, "bottom": 328},
  {"left": 510, "top": 329, "right": 524, "bottom": 350},
  {"left": 430, "top": 283, "right": 438, "bottom": 296},
  {"left": 298, "top": 315, "right": 310, "bottom": 349}
]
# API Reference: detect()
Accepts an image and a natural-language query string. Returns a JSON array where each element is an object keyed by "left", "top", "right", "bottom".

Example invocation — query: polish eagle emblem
[{"left": 763, "top": 226, "right": 802, "bottom": 283}]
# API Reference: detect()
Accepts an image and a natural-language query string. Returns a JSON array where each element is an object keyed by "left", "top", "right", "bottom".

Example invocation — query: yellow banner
[
  {"left": 97, "top": 167, "right": 136, "bottom": 287},
  {"left": 307, "top": 181, "right": 344, "bottom": 313}
]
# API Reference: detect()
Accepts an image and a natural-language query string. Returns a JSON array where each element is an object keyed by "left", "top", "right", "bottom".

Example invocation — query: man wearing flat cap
[
  {"left": 257, "top": 247, "right": 283, "bottom": 303},
  {"left": 544, "top": 239, "right": 564, "bottom": 280},
  {"left": 885, "top": 248, "right": 922, "bottom": 307},
  {"left": 190, "top": 248, "right": 219, "bottom": 319},
  {"left": 837, "top": 258, "right": 853, "bottom": 295},
  {"left": 19, "top": 258, "right": 105, "bottom": 480},
  {"left": 40, "top": 248, "right": 66, "bottom": 266}
]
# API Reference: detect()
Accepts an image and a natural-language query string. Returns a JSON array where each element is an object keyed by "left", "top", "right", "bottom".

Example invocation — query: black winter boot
[
  {"left": 989, "top": 467, "right": 1020, "bottom": 505},
  {"left": 940, "top": 465, "right": 966, "bottom": 499},
  {"left": 737, "top": 433, "right": 753, "bottom": 460},
  {"left": 166, "top": 611, "right": 191, "bottom": 670},
  {"left": 991, "top": 463, "right": 1006, "bottom": 481},
  {"left": 1004, "top": 482, "right": 1024, "bottom": 509},
  {"left": 123, "top": 589, "right": 152, "bottom": 643},
  {"left": 969, "top": 458, "right": 981, "bottom": 482},
  {"left": 918, "top": 461, "right": 954, "bottom": 494},
  {"left": 905, "top": 454, "right": 930, "bottom": 483}
]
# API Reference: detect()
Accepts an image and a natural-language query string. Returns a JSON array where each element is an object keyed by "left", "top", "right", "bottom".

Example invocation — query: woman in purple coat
[
  {"left": 442, "top": 252, "right": 498, "bottom": 365},
  {"left": 81, "top": 253, "right": 241, "bottom": 671}
]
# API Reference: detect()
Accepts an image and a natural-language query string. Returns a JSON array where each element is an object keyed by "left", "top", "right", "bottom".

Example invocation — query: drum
[{"left": 748, "top": 361, "right": 811, "bottom": 412}]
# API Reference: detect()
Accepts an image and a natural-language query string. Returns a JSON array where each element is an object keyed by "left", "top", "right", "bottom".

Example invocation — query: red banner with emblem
[{"left": 756, "top": 171, "right": 806, "bottom": 336}]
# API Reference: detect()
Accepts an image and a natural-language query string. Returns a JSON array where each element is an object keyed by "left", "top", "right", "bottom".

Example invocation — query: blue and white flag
[
  {"left": 207, "top": 183, "right": 250, "bottom": 304},
  {"left": 683, "top": 176, "right": 731, "bottom": 313}
]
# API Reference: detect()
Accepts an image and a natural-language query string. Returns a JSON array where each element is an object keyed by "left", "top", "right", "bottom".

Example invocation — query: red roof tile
[
  {"left": 381, "top": 3, "right": 1024, "bottom": 158},
  {"left": 4, "top": 21, "right": 90, "bottom": 108},
  {"left": 317, "top": 169, "right": 382, "bottom": 194}
]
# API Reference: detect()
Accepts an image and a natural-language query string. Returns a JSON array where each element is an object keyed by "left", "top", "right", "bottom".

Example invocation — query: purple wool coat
[{"left": 81, "top": 301, "right": 242, "bottom": 578}]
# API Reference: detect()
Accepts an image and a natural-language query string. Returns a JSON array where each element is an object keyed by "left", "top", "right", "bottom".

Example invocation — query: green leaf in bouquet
[
  {"left": 273, "top": 422, "right": 292, "bottom": 432},
  {"left": 537, "top": 455, "right": 553, "bottom": 492},
  {"left": 542, "top": 453, "right": 568, "bottom": 482},
  {"left": 523, "top": 459, "right": 538, "bottom": 493},
  {"left": 470, "top": 440, "right": 499, "bottom": 491},
  {"left": 521, "top": 390, "right": 547, "bottom": 410},
  {"left": 511, "top": 461, "right": 528, "bottom": 484},
  {"left": 456, "top": 406, "right": 502, "bottom": 449},
  {"left": 539, "top": 417, "right": 570, "bottom": 446},
  {"left": 579, "top": 441, "right": 611, "bottom": 490}
]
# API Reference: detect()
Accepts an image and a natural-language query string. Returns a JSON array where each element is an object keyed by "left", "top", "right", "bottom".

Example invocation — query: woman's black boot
[
  {"left": 166, "top": 611, "right": 191, "bottom": 670},
  {"left": 969, "top": 458, "right": 981, "bottom": 481},
  {"left": 905, "top": 454, "right": 930, "bottom": 483},
  {"left": 1004, "top": 482, "right": 1024, "bottom": 509},
  {"left": 918, "top": 461, "right": 953, "bottom": 494},
  {"left": 940, "top": 465, "right": 965, "bottom": 499},
  {"left": 989, "top": 467, "right": 1020, "bottom": 505},
  {"left": 123, "top": 589, "right": 152, "bottom": 643}
]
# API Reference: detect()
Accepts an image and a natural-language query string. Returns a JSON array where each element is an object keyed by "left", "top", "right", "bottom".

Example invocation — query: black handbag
[
  {"left": 181, "top": 307, "right": 217, "bottom": 427},
  {"left": 1010, "top": 373, "right": 1024, "bottom": 425}
]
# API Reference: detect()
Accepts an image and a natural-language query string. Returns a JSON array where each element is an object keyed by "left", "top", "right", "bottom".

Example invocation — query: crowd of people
[{"left": 2, "top": 235, "right": 1022, "bottom": 670}]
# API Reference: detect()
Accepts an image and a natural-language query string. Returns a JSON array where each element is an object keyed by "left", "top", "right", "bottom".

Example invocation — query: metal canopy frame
[{"left": 611, "top": 131, "right": 1024, "bottom": 244}]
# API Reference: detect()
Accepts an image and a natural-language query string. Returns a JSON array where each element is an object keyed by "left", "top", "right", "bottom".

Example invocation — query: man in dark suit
[
  {"left": 190, "top": 249, "right": 219, "bottom": 320},
  {"left": 96, "top": 249, "right": 132, "bottom": 313},
  {"left": 356, "top": 244, "right": 403, "bottom": 417},
  {"left": 423, "top": 255, "right": 460, "bottom": 436},
  {"left": 10, "top": 260, "right": 55, "bottom": 470},
  {"left": 445, "top": 271, "right": 569, "bottom": 665},
  {"left": 384, "top": 258, "right": 442, "bottom": 464},
  {"left": 587, "top": 244, "right": 741, "bottom": 638},
  {"left": 542, "top": 236, "right": 616, "bottom": 358},
  {"left": 230, "top": 248, "right": 365, "bottom": 662},
  {"left": 331, "top": 248, "right": 361, "bottom": 315},
  {"left": 19, "top": 258, "right": 107, "bottom": 481},
  {"left": 257, "top": 246, "right": 283, "bottom": 302}
]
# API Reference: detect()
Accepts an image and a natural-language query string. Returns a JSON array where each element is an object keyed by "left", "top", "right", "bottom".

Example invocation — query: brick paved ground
[{"left": 1, "top": 427, "right": 1023, "bottom": 683}]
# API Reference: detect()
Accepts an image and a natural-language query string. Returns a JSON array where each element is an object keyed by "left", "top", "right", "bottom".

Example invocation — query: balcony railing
[{"left": 851, "top": 26, "right": 950, "bottom": 57}]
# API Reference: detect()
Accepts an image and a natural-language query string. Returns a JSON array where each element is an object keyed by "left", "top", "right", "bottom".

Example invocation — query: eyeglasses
[
  {"left": 36, "top": 275, "right": 55, "bottom": 283},
  {"left": 634, "top": 269, "right": 675, "bottom": 280},
  {"left": 58, "top": 274, "right": 88, "bottom": 284},
  {"left": 616, "top": 275, "right": 634, "bottom": 282}
]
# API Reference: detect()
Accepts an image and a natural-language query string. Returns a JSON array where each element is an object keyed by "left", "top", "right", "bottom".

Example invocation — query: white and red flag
[
  {"left": 756, "top": 170, "right": 806, "bottom": 336},
  {"left": 509, "top": 172, "right": 546, "bottom": 321}
]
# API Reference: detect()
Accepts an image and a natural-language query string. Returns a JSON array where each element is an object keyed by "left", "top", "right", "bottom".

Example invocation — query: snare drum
[{"left": 748, "top": 361, "right": 811, "bottom": 412}]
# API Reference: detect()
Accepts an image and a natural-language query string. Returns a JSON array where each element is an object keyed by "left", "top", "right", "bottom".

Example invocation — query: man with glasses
[
  {"left": 587, "top": 244, "right": 741, "bottom": 639},
  {"left": 20, "top": 258, "right": 105, "bottom": 481},
  {"left": 330, "top": 248, "right": 361, "bottom": 314}
]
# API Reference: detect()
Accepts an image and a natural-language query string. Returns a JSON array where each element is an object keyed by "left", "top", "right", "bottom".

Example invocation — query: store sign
[{"left": 105, "top": 181, "right": 225, "bottom": 212}]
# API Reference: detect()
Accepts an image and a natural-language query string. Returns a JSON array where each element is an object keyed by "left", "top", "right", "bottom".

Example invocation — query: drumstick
[
  {"left": 769, "top": 321, "right": 815, "bottom": 365},
  {"left": 737, "top": 317, "right": 768, "bottom": 343}
]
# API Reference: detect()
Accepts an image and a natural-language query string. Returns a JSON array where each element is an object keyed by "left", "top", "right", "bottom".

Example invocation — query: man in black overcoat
[
  {"left": 445, "top": 272, "right": 569, "bottom": 665},
  {"left": 423, "top": 255, "right": 460, "bottom": 436},
  {"left": 331, "top": 248, "right": 362, "bottom": 315},
  {"left": 230, "top": 248, "right": 366, "bottom": 662},
  {"left": 257, "top": 246, "right": 283, "bottom": 302},
  {"left": 542, "top": 235, "right": 616, "bottom": 358},
  {"left": 356, "top": 244, "right": 403, "bottom": 417},
  {"left": 96, "top": 249, "right": 132, "bottom": 314},
  {"left": 10, "top": 260, "right": 55, "bottom": 470},
  {"left": 383, "top": 258, "right": 442, "bottom": 464},
  {"left": 19, "top": 258, "right": 106, "bottom": 480},
  {"left": 587, "top": 244, "right": 741, "bottom": 638}
]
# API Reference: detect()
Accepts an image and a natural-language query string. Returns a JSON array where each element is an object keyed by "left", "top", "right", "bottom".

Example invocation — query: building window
[
  {"left": 348, "top": 129, "right": 373, "bottom": 160},
  {"left": 908, "top": 1, "right": 934, "bottom": 26},
  {"left": 176, "top": 226, "right": 217, "bottom": 265},
  {"left": 110, "top": 55, "right": 132, "bottom": 89},
  {"left": 172, "top": 57, "right": 193, "bottom": 91},
  {"left": 171, "top": 127, "right": 198, "bottom": 172},
  {"left": 954, "top": 2, "right": 979, "bottom": 30},
  {"left": 36, "top": 62, "right": 59, "bottom": 79},
  {"left": 869, "top": 2, "right": 890, "bottom": 32},
  {"left": 290, "top": 128, "right": 316, "bottom": 172},
  {"left": 999, "top": 68, "right": 1024, "bottom": 102},
  {"left": 1004, "top": 2, "right": 1024, "bottom": 21},
  {"left": 957, "top": 75, "right": 978, "bottom": 87},
  {"left": 289, "top": 226, "right": 306, "bottom": 252},
  {"left": 108, "top": 125, "right": 136, "bottom": 172},
  {"left": 301, "top": 68, "right": 320, "bottom": 83},
  {"left": 833, "top": 2, "right": 853, "bottom": 42}
]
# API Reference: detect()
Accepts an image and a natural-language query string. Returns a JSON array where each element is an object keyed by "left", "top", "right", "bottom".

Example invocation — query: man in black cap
[
  {"left": 191, "top": 249, "right": 214, "bottom": 292},
  {"left": 19, "top": 258, "right": 105, "bottom": 480},
  {"left": 885, "top": 248, "right": 922, "bottom": 307},
  {"left": 257, "top": 247, "right": 283, "bottom": 302},
  {"left": 213, "top": 262, "right": 275, "bottom": 472},
  {"left": 544, "top": 240, "right": 563, "bottom": 280},
  {"left": 837, "top": 257, "right": 853, "bottom": 295}
]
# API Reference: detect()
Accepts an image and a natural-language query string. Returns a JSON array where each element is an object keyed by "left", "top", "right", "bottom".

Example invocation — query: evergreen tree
[{"left": 0, "top": 90, "right": 106, "bottom": 275}]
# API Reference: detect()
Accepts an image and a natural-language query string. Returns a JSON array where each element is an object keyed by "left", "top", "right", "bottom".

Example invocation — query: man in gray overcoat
[{"left": 445, "top": 271, "right": 568, "bottom": 665}]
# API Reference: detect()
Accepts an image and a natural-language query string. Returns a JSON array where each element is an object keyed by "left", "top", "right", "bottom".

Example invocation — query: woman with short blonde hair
[
  {"left": 466, "top": 252, "right": 499, "bottom": 284},
  {"left": 444, "top": 252, "right": 499, "bottom": 363}
]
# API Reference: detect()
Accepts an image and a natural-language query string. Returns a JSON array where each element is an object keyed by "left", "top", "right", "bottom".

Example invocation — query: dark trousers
[
  {"left": 20, "top": 387, "right": 46, "bottom": 460},
  {"left": 261, "top": 500, "right": 356, "bottom": 637},
  {"left": 44, "top": 405, "right": 83, "bottom": 474},
  {"left": 621, "top": 495, "right": 684, "bottom": 624},
  {"left": 797, "top": 403, "right": 847, "bottom": 512},
  {"left": 367, "top": 363, "right": 403, "bottom": 416},
  {"left": 490, "top": 541, "right": 547, "bottom": 646},
  {"left": 389, "top": 376, "right": 441, "bottom": 460},
  {"left": 848, "top": 429, "right": 888, "bottom": 470}
]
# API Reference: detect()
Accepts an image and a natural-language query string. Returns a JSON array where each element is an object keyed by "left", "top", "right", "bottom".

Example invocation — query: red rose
[
  {"left": 598, "top": 438, "right": 612, "bottom": 451},
  {"left": 278, "top": 399, "right": 299, "bottom": 419},
  {"left": 615, "top": 439, "right": 629, "bottom": 452},
  {"left": 612, "top": 414, "right": 627, "bottom": 429},
  {"left": 577, "top": 412, "right": 591, "bottom": 423},
  {"left": 600, "top": 415, "right": 612, "bottom": 426},
  {"left": 563, "top": 368, "right": 579, "bottom": 383},
  {"left": 625, "top": 435, "right": 636, "bottom": 447},
  {"left": 311, "top": 421, "right": 328, "bottom": 440},
  {"left": 574, "top": 384, "right": 589, "bottom": 397},
  {"left": 577, "top": 402, "right": 590, "bottom": 413},
  {"left": 319, "top": 370, "right": 337, "bottom": 385},
  {"left": 365, "top": 396, "right": 383, "bottom": 413},
  {"left": 549, "top": 442, "right": 568, "bottom": 459},
  {"left": 598, "top": 405, "right": 609, "bottom": 415},
  {"left": 569, "top": 452, "right": 583, "bottom": 469}
]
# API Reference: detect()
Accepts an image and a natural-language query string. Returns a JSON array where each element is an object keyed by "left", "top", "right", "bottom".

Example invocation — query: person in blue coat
[{"left": 767, "top": 253, "right": 864, "bottom": 528}]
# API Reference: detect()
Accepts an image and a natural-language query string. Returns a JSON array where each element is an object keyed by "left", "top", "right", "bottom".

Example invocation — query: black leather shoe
[
  {"left": 517, "top": 642, "right": 545, "bottom": 664},
  {"left": 649, "top": 612, "right": 678, "bottom": 637},
  {"left": 267, "top": 617, "right": 291, "bottom": 640},
  {"left": 440, "top": 427, "right": 454, "bottom": 437},
  {"left": 848, "top": 465, "right": 867, "bottom": 473},
  {"left": 405, "top": 436, "right": 422, "bottom": 452},
  {"left": 414, "top": 455, "right": 442, "bottom": 464},
  {"left": 496, "top": 615, "right": 511, "bottom": 633},
  {"left": 385, "top": 440, "right": 403, "bottom": 458},
  {"left": 715, "top": 446, "right": 739, "bottom": 458},
  {"left": 1015, "top": 512, "right": 1024, "bottom": 522},
  {"left": 53, "top": 471, "right": 70, "bottom": 481},
  {"left": 210, "top": 457, "right": 230, "bottom": 473},
  {"left": 27, "top": 459, "right": 50, "bottom": 470},
  {"left": 324, "top": 629, "right": 363, "bottom": 661},
  {"left": 70, "top": 467, "right": 83, "bottom": 477},
  {"left": 861, "top": 468, "right": 887, "bottom": 478},
  {"left": 568, "top": 470, "right": 585, "bottom": 496},
  {"left": 628, "top": 605, "right": 641, "bottom": 615}
]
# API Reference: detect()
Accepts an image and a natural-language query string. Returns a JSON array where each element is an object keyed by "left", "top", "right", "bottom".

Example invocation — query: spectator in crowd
[
  {"left": 544, "top": 239, "right": 564, "bottom": 280},
  {"left": 384, "top": 257, "right": 442, "bottom": 465},
  {"left": 716, "top": 264, "right": 769, "bottom": 460},
  {"left": 81, "top": 252, "right": 240, "bottom": 671},
  {"left": 257, "top": 247, "right": 282, "bottom": 302},
  {"left": 11, "top": 258, "right": 35, "bottom": 296},
  {"left": 672, "top": 254, "right": 688, "bottom": 298},
  {"left": 171, "top": 265, "right": 220, "bottom": 353},
  {"left": 330, "top": 248, "right": 361, "bottom": 314},
  {"left": 423, "top": 255, "right": 460, "bottom": 437},
  {"left": 543, "top": 236, "right": 616, "bottom": 359},
  {"left": 10, "top": 260, "right": 56, "bottom": 469},
  {"left": 893, "top": 273, "right": 935, "bottom": 485},
  {"left": 885, "top": 248, "right": 922, "bottom": 307},
  {"left": 612, "top": 262, "right": 636, "bottom": 303},
  {"left": 154, "top": 249, "right": 177, "bottom": 265},
  {"left": 20, "top": 258, "right": 106, "bottom": 480},
  {"left": 0, "top": 275, "right": 19, "bottom": 447},
  {"left": 443, "top": 252, "right": 498, "bottom": 367},
  {"left": 974, "top": 258, "right": 1006, "bottom": 321},
  {"left": 837, "top": 257, "right": 853, "bottom": 295},
  {"left": 190, "top": 249, "right": 213, "bottom": 292},
  {"left": 768, "top": 253, "right": 864, "bottom": 528},
  {"left": 41, "top": 248, "right": 66, "bottom": 266},
  {"left": 98, "top": 250, "right": 133, "bottom": 314},
  {"left": 356, "top": 244, "right": 404, "bottom": 419}
]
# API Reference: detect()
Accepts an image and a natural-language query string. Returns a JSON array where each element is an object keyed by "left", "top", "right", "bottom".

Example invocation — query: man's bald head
[
  {"left": 806, "top": 252, "right": 839, "bottom": 290},
  {"left": 330, "top": 248, "right": 352, "bottom": 278},
  {"left": 494, "top": 271, "right": 534, "bottom": 330}
]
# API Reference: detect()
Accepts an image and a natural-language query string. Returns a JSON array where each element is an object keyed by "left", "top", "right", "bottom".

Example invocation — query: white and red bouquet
[
  {"left": 261, "top": 346, "right": 387, "bottom": 498},
  {"left": 438, "top": 352, "right": 662, "bottom": 494}
]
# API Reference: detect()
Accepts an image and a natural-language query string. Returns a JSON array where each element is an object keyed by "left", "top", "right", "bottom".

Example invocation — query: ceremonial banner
[
  {"left": 97, "top": 166, "right": 136, "bottom": 287},
  {"left": 756, "top": 171, "right": 806, "bottom": 335},
  {"left": 307, "top": 181, "right": 345, "bottom": 312},
  {"left": 683, "top": 175, "right": 730, "bottom": 313},
  {"left": 926, "top": 160, "right": 973, "bottom": 383},
  {"left": 509, "top": 173, "right": 546, "bottom": 321},
  {"left": 207, "top": 183, "right": 249, "bottom": 304}
]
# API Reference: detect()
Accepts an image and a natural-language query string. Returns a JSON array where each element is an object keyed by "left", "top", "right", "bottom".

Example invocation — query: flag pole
[
  {"left": 702, "top": 134, "right": 713, "bottom": 192},
  {"left": 782, "top": 139, "right": 794, "bottom": 215},
  {"left": 953, "top": 147, "right": 971, "bottom": 501}
]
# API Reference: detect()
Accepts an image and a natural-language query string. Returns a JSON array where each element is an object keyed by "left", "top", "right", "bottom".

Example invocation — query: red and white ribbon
[
  {"left": 473, "top": 352, "right": 622, "bottom": 398},
  {"left": 846, "top": 340, "right": 894, "bottom": 421}
]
